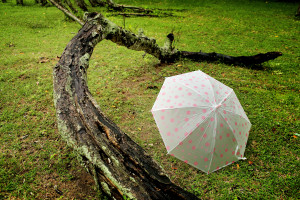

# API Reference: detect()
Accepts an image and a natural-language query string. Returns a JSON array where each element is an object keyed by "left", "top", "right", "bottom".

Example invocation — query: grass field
[{"left": 0, "top": 0, "right": 299, "bottom": 199}]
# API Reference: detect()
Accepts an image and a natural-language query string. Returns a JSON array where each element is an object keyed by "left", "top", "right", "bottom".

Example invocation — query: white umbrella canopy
[{"left": 151, "top": 70, "right": 251, "bottom": 174}]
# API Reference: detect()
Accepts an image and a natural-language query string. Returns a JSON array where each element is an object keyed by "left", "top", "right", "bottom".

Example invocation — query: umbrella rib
[
  {"left": 219, "top": 89, "right": 234, "bottom": 105},
  {"left": 151, "top": 105, "right": 211, "bottom": 112},
  {"left": 218, "top": 111, "right": 241, "bottom": 160},
  {"left": 207, "top": 112, "right": 218, "bottom": 173},
  {"left": 167, "top": 110, "right": 215, "bottom": 154},
  {"left": 220, "top": 108, "right": 251, "bottom": 124},
  {"left": 171, "top": 78, "right": 214, "bottom": 107},
  {"left": 205, "top": 74, "right": 218, "bottom": 106}
]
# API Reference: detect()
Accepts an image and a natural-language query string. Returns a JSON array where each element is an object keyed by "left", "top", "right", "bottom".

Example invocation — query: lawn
[{"left": 0, "top": 0, "right": 299, "bottom": 199}]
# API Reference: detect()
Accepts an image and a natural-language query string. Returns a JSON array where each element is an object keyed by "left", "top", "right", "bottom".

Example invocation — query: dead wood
[{"left": 53, "top": 13, "right": 200, "bottom": 200}]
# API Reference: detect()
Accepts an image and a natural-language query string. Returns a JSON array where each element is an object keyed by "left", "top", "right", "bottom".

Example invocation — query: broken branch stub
[{"left": 53, "top": 13, "right": 200, "bottom": 199}]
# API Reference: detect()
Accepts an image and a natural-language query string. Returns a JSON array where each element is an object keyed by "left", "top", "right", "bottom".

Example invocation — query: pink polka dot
[
  {"left": 201, "top": 116, "right": 206, "bottom": 120},
  {"left": 216, "top": 91, "right": 219, "bottom": 94},
  {"left": 225, "top": 148, "right": 228, "bottom": 152},
  {"left": 170, "top": 154, "right": 174, "bottom": 156},
  {"left": 170, "top": 118, "right": 174, "bottom": 123},
  {"left": 188, "top": 140, "right": 193, "bottom": 143},
  {"left": 161, "top": 116, "right": 165, "bottom": 120},
  {"left": 184, "top": 160, "right": 188, "bottom": 163},
  {"left": 188, "top": 92, "right": 192, "bottom": 96},
  {"left": 205, "top": 99, "right": 210, "bottom": 103},
  {"left": 216, "top": 167, "right": 220, "bottom": 170},
  {"left": 166, "top": 146, "right": 170, "bottom": 150},
  {"left": 167, "top": 99, "right": 171, "bottom": 103},
  {"left": 223, "top": 110, "right": 227, "bottom": 114},
  {"left": 220, "top": 123, "right": 224, "bottom": 127},
  {"left": 235, "top": 122, "right": 238, "bottom": 126},
  {"left": 219, "top": 136, "right": 223, "bottom": 140},
  {"left": 200, "top": 127, "right": 204, "bottom": 131},
  {"left": 233, "top": 130, "right": 236, "bottom": 133},
  {"left": 202, "top": 109, "right": 207, "bottom": 113},
  {"left": 205, "top": 142, "right": 210, "bottom": 147},
  {"left": 184, "top": 132, "right": 189, "bottom": 136},
  {"left": 204, "top": 157, "right": 209, "bottom": 162},
  {"left": 226, "top": 133, "right": 230, "bottom": 137},
  {"left": 167, "top": 132, "right": 171, "bottom": 136},
  {"left": 178, "top": 87, "right": 182, "bottom": 90},
  {"left": 226, "top": 161, "right": 229, "bottom": 165},
  {"left": 174, "top": 95, "right": 179, "bottom": 99},
  {"left": 184, "top": 118, "right": 189, "bottom": 122},
  {"left": 204, "top": 92, "right": 208, "bottom": 95},
  {"left": 174, "top": 128, "right": 179, "bottom": 132},
  {"left": 194, "top": 161, "right": 198, "bottom": 166},
  {"left": 203, "top": 133, "right": 207, "bottom": 138},
  {"left": 239, "top": 131, "right": 241, "bottom": 135},
  {"left": 201, "top": 84, "right": 206, "bottom": 87},
  {"left": 210, "top": 117, "right": 214, "bottom": 122},
  {"left": 179, "top": 142, "right": 183, "bottom": 145},
  {"left": 232, "top": 151, "right": 235, "bottom": 155},
  {"left": 220, "top": 154, "right": 223, "bottom": 158},
  {"left": 232, "top": 138, "right": 236, "bottom": 142},
  {"left": 192, "top": 146, "right": 196, "bottom": 150},
  {"left": 236, "top": 152, "right": 240, "bottom": 156},
  {"left": 225, "top": 118, "right": 228, "bottom": 121},
  {"left": 193, "top": 104, "right": 197, "bottom": 107},
  {"left": 186, "top": 111, "right": 191, "bottom": 115}
]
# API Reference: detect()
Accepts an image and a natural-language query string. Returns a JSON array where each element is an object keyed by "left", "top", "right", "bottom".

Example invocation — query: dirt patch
[{"left": 34, "top": 169, "right": 97, "bottom": 199}]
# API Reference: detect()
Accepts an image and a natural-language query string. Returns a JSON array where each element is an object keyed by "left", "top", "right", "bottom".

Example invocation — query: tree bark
[
  {"left": 53, "top": 12, "right": 200, "bottom": 200},
  {"left": 2, "top": 0, "right": 7, "bottom": 3}
]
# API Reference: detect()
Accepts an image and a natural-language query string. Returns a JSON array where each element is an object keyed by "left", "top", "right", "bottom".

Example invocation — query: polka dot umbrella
[{"left": 151, "top": 70, "right": 251, "bottom": 174}]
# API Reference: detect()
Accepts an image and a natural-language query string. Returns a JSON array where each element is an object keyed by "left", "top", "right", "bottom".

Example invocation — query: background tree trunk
[
  {"left": 16, "top": 0, "right": 23, "bottom": 5},
  {"left": 2, "top": 0, "right": 7, "bottom": 3},
  {"left": 75, "top": 0, "right": 88, "bottom": 11},
  {"left": 64, "top": 0, "right": 78, "bottom": 13},
  {"left": 53, "top": 13, "right": 200, "bottom": 200}
]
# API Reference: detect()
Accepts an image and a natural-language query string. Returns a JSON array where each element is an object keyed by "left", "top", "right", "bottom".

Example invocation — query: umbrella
[{"left": 151, "top": 70, "right": 251, "bottom": 174}]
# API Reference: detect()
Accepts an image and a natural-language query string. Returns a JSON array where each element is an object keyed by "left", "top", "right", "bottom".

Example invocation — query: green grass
[{"left": 1, "top": 0, "right": 299, "bottom": 199}]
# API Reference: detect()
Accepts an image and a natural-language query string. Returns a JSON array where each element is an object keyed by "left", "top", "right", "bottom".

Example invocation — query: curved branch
[
  {"left": 53, "top": 13, "right": 199, "bottom": 199},
  {"left": 179, "top": 51, "right": 283, "bottom": 66},
  {"left": 94, "top": 14, "right": 282, "bottom": 66}
]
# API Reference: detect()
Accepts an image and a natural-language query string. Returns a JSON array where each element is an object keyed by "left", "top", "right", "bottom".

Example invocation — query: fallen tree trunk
[
  {"left": 53, "top": 12, "right": 200, "bottom": 199},
  {"left": 53, "top": 12, "right": 283, "bottom": 199}
]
